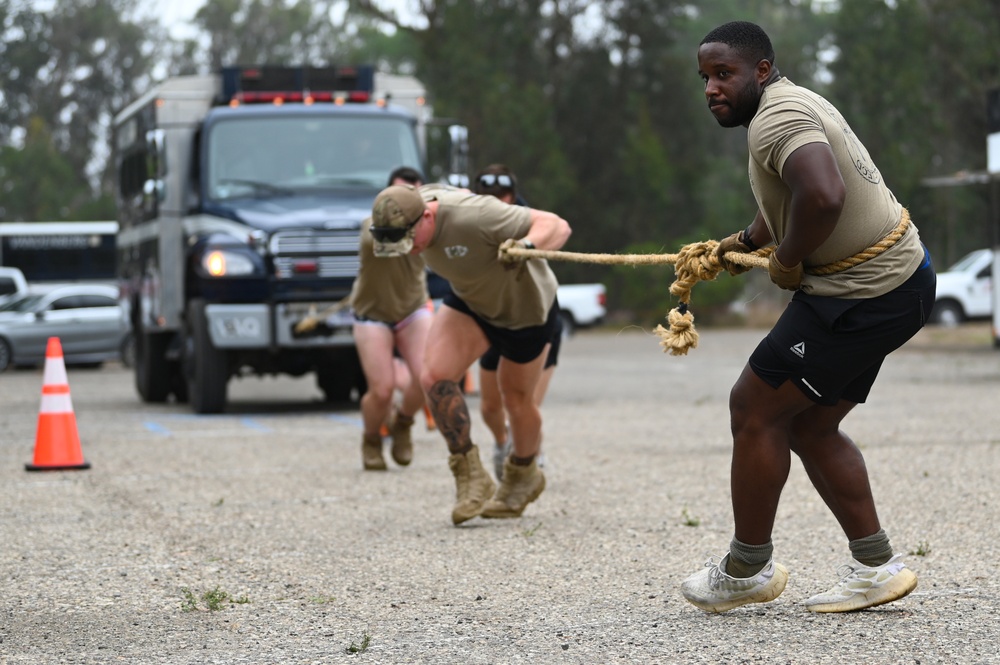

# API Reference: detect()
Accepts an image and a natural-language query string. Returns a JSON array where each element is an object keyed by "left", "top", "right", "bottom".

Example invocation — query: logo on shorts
[
  {"left": 790, "top": 341, "right": 806, "bottom": 358},
  {"left": 444, "top": 245, "right": 469, "bottom": 258}
]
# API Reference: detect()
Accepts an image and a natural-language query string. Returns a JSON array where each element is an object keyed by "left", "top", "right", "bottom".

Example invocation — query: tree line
[{"left": 2, "top": 0, "right": 998, "bottom": 318}]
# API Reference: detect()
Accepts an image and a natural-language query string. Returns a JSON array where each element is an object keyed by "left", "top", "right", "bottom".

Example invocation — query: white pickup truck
[
  {"left": 931, "top": 248, "right": 993, "bottom": 325},
  {"left": 557, "top": 283, "right": 607, "bottom": 335}
]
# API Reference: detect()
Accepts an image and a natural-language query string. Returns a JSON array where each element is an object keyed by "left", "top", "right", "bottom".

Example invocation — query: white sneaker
[
  {"left": 681, "top": 555, "right": 788, "bottom": 613},
  {"left": 493, "top": 440, "right": 511, "bottom": 480},
  {"left": 804, "top": 554, "right": 917, "bottom": 613}
]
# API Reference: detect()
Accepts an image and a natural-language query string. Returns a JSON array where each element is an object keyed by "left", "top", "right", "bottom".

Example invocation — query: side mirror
[
  {"left": 143, "top": 178, "right": 166, "bottom": 203},
  {"left": 144, "top": 128, "right": 167, "bottom": 204}
]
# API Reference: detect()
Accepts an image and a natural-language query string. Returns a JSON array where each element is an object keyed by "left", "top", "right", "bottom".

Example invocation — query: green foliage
[
  {"left": 521, "top": 522, "right": 543, "bottom": 538},
  {"left": 179, "top": 585, "right": 249, "bottom": 611},
  {"left": 185, "top": 0, "right": 340, "bottom": 71},
  {"left": 345, "top": 632, "right": 372, "bottom": 654},
  {"left": 830, "top": 0, "right": 1000, "bottom": 265},
  {"left": 0, "top": 118, "right": 101, "bottom": 221},
  {"left": 3, "top": 0, "right": 1000, "bottom": 284},
  {"left": 1, "top": 0, "right": 163, "bottom": 215},
  {"left": 681, "top": 507, "right": 700, "bottom": 527}
]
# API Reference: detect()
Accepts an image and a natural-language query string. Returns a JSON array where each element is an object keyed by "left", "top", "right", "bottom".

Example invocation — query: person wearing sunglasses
[
  {"left": 348, "top": 170, "right": 432, "bottom": 471},
  {"left": 368, "top": 181, "right": 571, "bottom": 525},
  {"left": 472, "top": 164, "right": 562, "bottom": 482}
]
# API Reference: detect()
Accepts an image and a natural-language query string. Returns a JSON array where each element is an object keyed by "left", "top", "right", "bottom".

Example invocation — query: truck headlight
[{"left": 201, "top": 249, "right": 258, "bottom": 277}]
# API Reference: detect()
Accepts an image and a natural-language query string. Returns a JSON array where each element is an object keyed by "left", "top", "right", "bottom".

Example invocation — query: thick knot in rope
[{"left": 654, "top": 240, "right": 771, "bottom": 356}]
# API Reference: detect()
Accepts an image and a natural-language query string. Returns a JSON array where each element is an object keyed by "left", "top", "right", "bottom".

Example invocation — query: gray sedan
[{"left": 0, "top": 284, "right": 130, "bottom": 372}]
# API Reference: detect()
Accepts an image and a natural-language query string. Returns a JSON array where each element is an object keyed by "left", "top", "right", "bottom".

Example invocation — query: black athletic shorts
[
  {"left": 749, "top": 250, "right": 936, "bottom": 405},
  {"left": 479, "top": 315, "right": 562, "bottom": 371},
  {"left": 443, "top": 293, "right": 560, "bottom": 365}
]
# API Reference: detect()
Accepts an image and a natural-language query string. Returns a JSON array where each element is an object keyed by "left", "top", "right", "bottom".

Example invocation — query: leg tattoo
[{"left": 428, "top": 380, "right": 472, "bottom": 454}]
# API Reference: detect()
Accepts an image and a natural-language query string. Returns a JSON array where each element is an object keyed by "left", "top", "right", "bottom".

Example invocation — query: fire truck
[{"left": 113, "top": 65, "right": 465, "bottom": 413}]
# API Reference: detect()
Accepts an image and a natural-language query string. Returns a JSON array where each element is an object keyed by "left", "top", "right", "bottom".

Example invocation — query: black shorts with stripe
[{"left": 749, "top": 254, "right": 937, "bottom": 405}]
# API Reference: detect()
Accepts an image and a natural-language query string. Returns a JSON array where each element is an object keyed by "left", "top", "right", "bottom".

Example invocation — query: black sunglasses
[
  {"left": 370, "top": 213, "right": 421, "bottom": 243},
  {"left": 478, "top": 173, "right": 513, "bottom": 188}
]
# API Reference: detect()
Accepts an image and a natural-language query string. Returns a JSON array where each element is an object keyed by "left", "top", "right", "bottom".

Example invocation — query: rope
[
  {"left": 505, "top": 210, "right": 911, "bottom": 356},
  {"left": 292, "top": 296, "right": 352, "bottom": 335}
]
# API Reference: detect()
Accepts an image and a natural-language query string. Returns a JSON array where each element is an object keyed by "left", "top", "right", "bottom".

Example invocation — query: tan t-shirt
[
  {"left": 418, "top": 185, "right": 558, "bottom": 329},
  {"left": 349, "top": 217, "right": 429, "bottom": 323},
  {"left": 748, "top": 78, "right": 924, "bottom": 298}
]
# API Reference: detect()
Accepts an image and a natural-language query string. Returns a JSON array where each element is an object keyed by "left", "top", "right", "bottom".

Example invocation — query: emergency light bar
[{"left": 220, "top": 65, "right": 376, "bottom": 106}]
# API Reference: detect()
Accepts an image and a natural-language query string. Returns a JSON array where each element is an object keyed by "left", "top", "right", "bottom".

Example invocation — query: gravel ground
[{"left": 1, "top": 324, "right": 998, "bottom": 664}]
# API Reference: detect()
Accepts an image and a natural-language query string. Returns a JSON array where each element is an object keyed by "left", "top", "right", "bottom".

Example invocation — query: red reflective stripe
[{"left": 42, "top": 384, "right": 70, "bottom": 394}]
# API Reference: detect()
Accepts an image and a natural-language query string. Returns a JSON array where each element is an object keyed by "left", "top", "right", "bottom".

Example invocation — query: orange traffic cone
[
  {"left": 423, "top": 404, "right": 436, "bottom": 431},
  {"left": 463, "top": 369, "right": 477, "bottom": 395},
  {"left": 25, "top": 337, "right": 90, "bottom": 471}
]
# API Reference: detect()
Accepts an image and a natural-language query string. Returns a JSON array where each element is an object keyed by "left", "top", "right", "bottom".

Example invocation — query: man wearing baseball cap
[{"left": 369, "top": 183, "right": 571, "bottom": 525}]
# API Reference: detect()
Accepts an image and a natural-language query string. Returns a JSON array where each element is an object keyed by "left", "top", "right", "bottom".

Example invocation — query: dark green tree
[
  {"left": 174, "top": 0, "right": 342, "bottom": 72},
  {"left": 0, "top": 118, "right": 108, "bottom": 221},
  {"left": 1, "top": 0, "right": 164, "bottom": 212},
  {"left": 829, "top": 0, "right": 1000, "bottom": 265}
]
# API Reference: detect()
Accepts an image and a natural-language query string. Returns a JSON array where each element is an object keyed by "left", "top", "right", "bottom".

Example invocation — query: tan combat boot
[
  {"left": 361, "top": 433, "right": 387, "bottom": 471},
  {"left": 481, "top": 457, "right": 546, "bottom": 518},
  {"left": 448, "top": 445, "right": 496, "bottom": 525},
  {"left": 388, "top": 410, "right": 415, "bottom": 466}
]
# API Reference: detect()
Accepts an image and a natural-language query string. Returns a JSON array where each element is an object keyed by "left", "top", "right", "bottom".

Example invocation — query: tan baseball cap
[{"left": 370, "top": 185, "right": 426, "bottom": 257}]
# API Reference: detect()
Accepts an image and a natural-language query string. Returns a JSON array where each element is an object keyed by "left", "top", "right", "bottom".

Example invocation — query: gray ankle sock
[
  {"left": 725, "top": 538, "right": 773, "bottom": 578},
  {"left": 849, "top": 529, "right": 893, "bottom": 567}
]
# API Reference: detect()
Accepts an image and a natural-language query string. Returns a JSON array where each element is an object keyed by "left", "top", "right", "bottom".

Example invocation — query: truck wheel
[
  {"left": 171, "top": 367, "right": 190, "bottom": 404},
  {"left": 119, "top": 332, "right": 136, "bottom": 368},
  {"left": 317, "top": 348, "right": 365, "bottom": 403},
  {"left": 930, "top": 300, "right": 964, "bottom": 327},
  {"left": 186, "top": 299, "right": 229, "bottom": 414},
  {"left": 135, "top": 331, "right": 171, "bottom": 402}
]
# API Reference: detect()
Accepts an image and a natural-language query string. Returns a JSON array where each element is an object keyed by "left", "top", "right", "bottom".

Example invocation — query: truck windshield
[{"left": 206, "top": 115, "right": 421, "bottom": 200}]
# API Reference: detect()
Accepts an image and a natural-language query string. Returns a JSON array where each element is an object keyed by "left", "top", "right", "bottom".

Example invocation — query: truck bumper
[{"left": 205, "top": 303, "right": 355, "bottom": 349}]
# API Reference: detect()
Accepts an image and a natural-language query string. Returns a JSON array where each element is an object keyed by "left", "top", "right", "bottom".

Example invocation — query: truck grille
[{"left": 270, "top": 229, "right": 360, "bottom": 279}]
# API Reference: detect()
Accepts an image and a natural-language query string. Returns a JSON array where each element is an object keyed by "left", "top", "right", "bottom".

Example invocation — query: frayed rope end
[{"left": 654, "top": 305, "right": 699, "bottom": 356}]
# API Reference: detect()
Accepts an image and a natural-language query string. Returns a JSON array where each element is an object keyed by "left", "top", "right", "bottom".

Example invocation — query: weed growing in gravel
[
  {"left": 180, "top": 586, "right": 249, "bottom": 611},
  {"left": 181, "top": 588, "right": 198, "bottom": 612},
  {"left": 522, "top": 522, "right": 543, "bottom": 537},
  {"left": 202, "top": 586, "right": 231, "bottom": 610},
  {"left": 346, "top": 632, "right": 372, "bottom": 654},
  {"left": 681, "top": 507, "right": 701, "bottom": 527},
  {"left": 310, "top": 595, "right": 337, "bottom": 604},
  {"left": 909, "top": 541, "right": 932, "bottom": 556}
]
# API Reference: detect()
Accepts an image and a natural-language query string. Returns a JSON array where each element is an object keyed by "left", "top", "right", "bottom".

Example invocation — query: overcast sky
[{"left": 152, "top": 0, "right": 420, "bottom": 40}]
